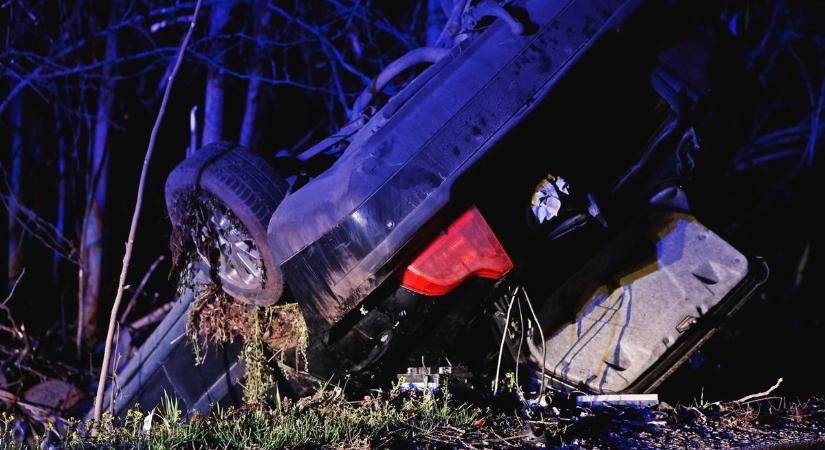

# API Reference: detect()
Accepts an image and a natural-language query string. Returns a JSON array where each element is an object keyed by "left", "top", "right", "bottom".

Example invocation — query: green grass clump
[{"left": 2, "top": 389, "right": 482, "bottom": 449}]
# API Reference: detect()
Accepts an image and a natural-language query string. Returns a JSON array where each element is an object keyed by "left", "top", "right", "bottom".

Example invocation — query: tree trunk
[
  {"left": 53, "top": 130, "right": 68, "bottom": 283},
  {"left": 239, "top": 8, "right": 271, "bottom": 149},
  {"left": 189, "top": 105, "right": 198, "bottom": 157},
  {"left": 426, "top": 0, "right": 447, "bottom": 47},
  {"left": 7, "top": 95, "right": 24, "bottom": 288},
  {"left": 239, "top": 78, "right": 260, "bottom": 148},
  {"left": 202, "top": 2, "right": 233, "bottom": 145},
  {"left": 79, "top": 10, "right": 118, "bottom": 341}
]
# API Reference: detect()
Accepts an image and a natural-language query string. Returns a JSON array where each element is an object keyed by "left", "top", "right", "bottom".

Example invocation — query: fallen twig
[
  {"left": 118, "top": 255, "right": 165, "bottom": 324},
  {"left": 2, "top": 268, "right": 25, "bottom": 306},
  {"left": 129, "top": 302, "right": 174, "bottom": 330},
  {"left": 488, "top": 433, "right": 533, "bottom": 443},
  {"left": 92, "top": 0, "right": 204, "bottom": 426},
  {"left": 733, "top": 378, "right": 784, "bottom": 404},
  {"left": 741, "top": 396, "right": 784, "bottom": 407}
]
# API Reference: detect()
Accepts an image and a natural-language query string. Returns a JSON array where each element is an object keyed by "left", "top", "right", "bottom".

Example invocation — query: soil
[
  {"left": 403, "top": 397, "right": 825, "bottom": 449},
  {"left": 548, "top": 399, "right": 825, "bottom": 450}
]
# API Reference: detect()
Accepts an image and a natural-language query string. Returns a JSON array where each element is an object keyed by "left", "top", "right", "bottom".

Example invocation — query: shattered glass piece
[{"left": 530, "top": 175, "right": 571, "bottom": 224}]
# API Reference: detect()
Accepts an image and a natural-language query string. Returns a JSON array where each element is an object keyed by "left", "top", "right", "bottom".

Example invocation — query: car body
[{"left": 104, "top": 0, "right": 767, "bottom": 416}]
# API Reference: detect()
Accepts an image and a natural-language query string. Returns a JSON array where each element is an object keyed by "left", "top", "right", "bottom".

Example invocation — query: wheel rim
[{"left": 191, "top": 197, "right": 264, "bottom": 293}]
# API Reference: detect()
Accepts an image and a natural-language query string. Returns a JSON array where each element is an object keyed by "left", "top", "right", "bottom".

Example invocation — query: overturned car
[{"left": 104, "top": 0, "right": 768, "bottom": 415}]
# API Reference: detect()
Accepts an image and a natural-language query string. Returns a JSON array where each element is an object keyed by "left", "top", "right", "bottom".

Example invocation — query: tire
[{"left": 165, "top": 142, "right": 288, "bottom": 305}]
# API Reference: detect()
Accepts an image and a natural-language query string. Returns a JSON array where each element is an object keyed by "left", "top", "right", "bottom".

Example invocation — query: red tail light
[{"left": 401, "top": 206, "right": 513, "bottom": 296}]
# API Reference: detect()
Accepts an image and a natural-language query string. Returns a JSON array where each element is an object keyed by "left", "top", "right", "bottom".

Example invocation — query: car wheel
[{"left": 165, "top": 142, "right": 288, "bottom": 305}]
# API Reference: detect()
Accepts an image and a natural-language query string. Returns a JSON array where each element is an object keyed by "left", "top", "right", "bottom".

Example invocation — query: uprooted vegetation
[
  {"left": 186, "top": 283, "right": 309, "bottom": 405},
  {"left": 173, "top": 192, "right": 309, "bottom": 404},
  {"left": 186, "top": 285, "right": 308, "bottom": 362}
]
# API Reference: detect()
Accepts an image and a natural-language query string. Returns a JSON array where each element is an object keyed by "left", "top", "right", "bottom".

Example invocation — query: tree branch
[{"left": 92, "top": 0, "right": 204, "bottom": 426}]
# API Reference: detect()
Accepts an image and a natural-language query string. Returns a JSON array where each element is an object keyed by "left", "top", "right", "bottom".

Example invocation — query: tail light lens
[{"left": 401, "top": 206, "right": 513, "bottom": 296}]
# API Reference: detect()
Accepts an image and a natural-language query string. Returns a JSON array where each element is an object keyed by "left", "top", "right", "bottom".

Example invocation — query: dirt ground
[
  {"left": 407, "top": 397, "right": 825, "bottom": 450},
  {"left": 549, "top": 398, "right": 825, "bottom": 450}
]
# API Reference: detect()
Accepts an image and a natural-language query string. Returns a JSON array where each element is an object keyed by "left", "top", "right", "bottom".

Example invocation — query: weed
[
  {"left": 239, "top": 308, "right": 276, "bottom": 404},
  {"left": 13, "top": 389, "right": 483, "bottom": 449}
]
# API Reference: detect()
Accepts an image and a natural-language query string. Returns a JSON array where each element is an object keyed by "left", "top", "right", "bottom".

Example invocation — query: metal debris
[
  {"left": 397, "top": 366, "right": 472, "bottom": 393},
  {"left": 576, "top": 394, "right": 659, "bottom": 409}
]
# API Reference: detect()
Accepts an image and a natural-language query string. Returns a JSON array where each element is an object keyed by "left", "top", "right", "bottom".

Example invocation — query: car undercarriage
[{"left": 105, "top": 0, "right": 780, "bottom": 417}]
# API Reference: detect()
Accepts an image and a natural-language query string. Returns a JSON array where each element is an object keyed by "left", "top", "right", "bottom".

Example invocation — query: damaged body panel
[
  {"left": 269, "top": 0, "right": 644, "bottom": 341},
  {"left": 522, "top": 211, "right": 760, "bottom": 394}
]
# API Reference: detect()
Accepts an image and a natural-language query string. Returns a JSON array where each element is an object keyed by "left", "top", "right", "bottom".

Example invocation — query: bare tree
[
  {"left": 202, "top": 1, "right": 234, "bottom": 145},
  {"left": 6, "top": 96, "right": 24, "bottom": 286},
  {"left": 92, "top": 0, "right": 204, "bottom": 424},
  {"left": 239, "top": 7, "right": 272, "bottom": 148},
  {"left": 52, "top": 123, "right": 69, "bottom": 283},
  {"left": 78, "top": 5, "right": 119, "bottom": 342},
  {"left": 0, "top": 0, "right": 427, "bottom": 381}
]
